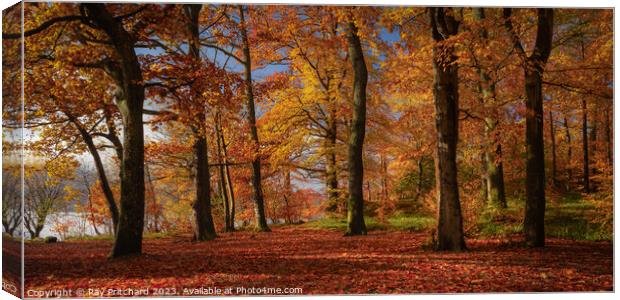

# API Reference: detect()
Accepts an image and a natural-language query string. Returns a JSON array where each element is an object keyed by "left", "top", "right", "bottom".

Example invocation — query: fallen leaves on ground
[{"left": 21, "top": 228, "right": 612, "bottom": 296}]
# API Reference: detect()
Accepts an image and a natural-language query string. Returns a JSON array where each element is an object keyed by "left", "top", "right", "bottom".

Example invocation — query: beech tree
[
  {"left": 4, "top": 5, "right": 612, "bottom": 262},
  {"left": 196, "top": 5, "right": 272, "bottom": 231},
  {"left": 343, "top": 13, "right": 369, "bottom": 236},
  {"left": 504, "top": 8, "right": 554, "bottom": 247},
  {"left": 2, "top": 3, "right": 158, "bottom": 256},
  {"left": 185, "top": 3, "right": 217, "bottom": 240},
  {"left": 429, "top": 7, "right": 466, "bottom": 251},
  {"left": 82, "top": 3, "right": 149, "bottom": 257},
  {"left": 258, "top": 6, "right": 354, "bottom": 215},
  {"left": 471, "top": 8, "right": 507, "bottom": 209},
  {"left": 238, "top": 6, "right": 271, "bottom": 231}
]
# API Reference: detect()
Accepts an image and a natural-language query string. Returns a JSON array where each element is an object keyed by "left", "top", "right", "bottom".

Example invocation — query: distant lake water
[{"left": 39, "top": 212, "right": 109, "bottom": 240}]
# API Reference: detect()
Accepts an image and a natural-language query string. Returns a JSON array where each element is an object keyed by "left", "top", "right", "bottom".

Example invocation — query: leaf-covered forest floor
[{"left": 21, "top": 227, "right": 612, "bottom": 296}]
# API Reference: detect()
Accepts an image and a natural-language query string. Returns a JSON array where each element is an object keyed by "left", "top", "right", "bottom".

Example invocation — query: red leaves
[{"left": 22, "top": 228, "right": 612, "bottom": 296}]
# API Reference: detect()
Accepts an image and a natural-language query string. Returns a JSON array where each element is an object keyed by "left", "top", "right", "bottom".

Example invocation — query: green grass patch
[
  {"left": 64, "top": 234, "right": 114, "bottom": 241},
  {"left": 471, "top": 207, "right": 523, "bottom": 238},
  {"left": 303, "top": 217, "right": 387, "bottom": 231},
  {"left": 387, "top": 215, "right": 435, "bottom": 231},
  {"left": 545, "top": 193, "right": 611, "bottom": 241},
  {"left": 303, "top": 218, "right": 349, "bottom": 230},
  {"left": 303, "top": 215, "right": 434, "bottom": 232},
  {"left": 471, "top": 192, "right": 612, "bottom": 241}
]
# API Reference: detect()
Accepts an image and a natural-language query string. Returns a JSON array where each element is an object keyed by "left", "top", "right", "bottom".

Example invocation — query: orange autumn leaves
[
  {"left": 6, "top": 4, "right": 613, "bottom": 238},
  {"left": 24, "top": 228, "right": 613, "bottom": 294}
]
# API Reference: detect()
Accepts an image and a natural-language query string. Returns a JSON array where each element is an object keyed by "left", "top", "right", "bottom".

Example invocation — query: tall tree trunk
[
  {"left": 215, "top": 112, "right": 231, "bottom": 232},
  {"left": 380, "top": 154, "right": 389, "bottom": 204},
  {"left": 505, "top": 8, "right": 554, "bottom": 247},
  {"left": 325, "top": 108, "right": 339, "bottom": 212},
  {"left": 474, "top": 7, "right": 507, "bottom": 209},
  {"left": 225, "top": 166, "right": 236, "bottom": 230},
  {"left": 239, "top": 5, "right": 270, "bottom": 231},
  {"left": 416, "top": 157, "right": 424, "bottom": 200},
  {"left": 192, "top": 132, "right": 217, "bottom": 240},
  {"left": 68, "top": 116, "right": 120, "bottom": 234},
  {"left": 582, "top": 98, "right": 590, "bottom": 193},
  {"left": 284, "top": 167, "right": 293, "bottom": 224},
  {"left": 344, "top": 20, "right": 368, "bottom": 236},
  {"left": 218, "top": 113, "right": 236, "bottom": 231},
  {"left": 485, "top": 143, "right": 507, "bottom": 208},
  {"left": 217, "top": 145, "right": 231, "bottom": 231},
  {"left": 549, "top": 110, "right": 558, "bottom": 187},
  {"left": 481, "top": 152, "right": 489, "bottom": 203},
  {"left": 590, "top": 98, "right": 599, "bottom": 178},
  {"left": 219, "top": 165, "right": 231, "bottom": 231},
  {"left": 186, "top": 4, "right": 217, "bottom": 240},
  {"left": 84, "top": 3, "right": 146, "bottom": 258},
  {"left": 523, "top": 68, "right": 547, "bottom": 247},
  {"left": 564, "top": 116, "right": 573, "bottom": 190},
  {"left": 429, "top": 8, "right": 465, "bottom": 251}
]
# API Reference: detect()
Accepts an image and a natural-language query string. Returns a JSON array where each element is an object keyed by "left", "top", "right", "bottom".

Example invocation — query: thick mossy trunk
[
  {"left": 84, "top": 3, "right": 146, "bottom": 258},
  {"left": 344, "top": 21, "right": 368, "bottom": 236},
  {"left": 484, "top": 142, "right": 507, "bottom": 208},
  {"left": 239, "top": 5, "right": 270, "bottom": 232},
  {"left": 325, "top": 120, "right": 339, "bottom": 212},
  {"left": 112, "top": 84, "right": 146, "bottom": 257},
  {"left": 483, "top": 114, "right": 507, "bottom": 210},
  {"left": 474, "top": 8, "right": 507, "bottom": 210},
  {"left": 429, "top": 8, "right": 466, "bottom": 251},
  {"left": 112, "top": 105, "right": 145, "bottom": 257}
]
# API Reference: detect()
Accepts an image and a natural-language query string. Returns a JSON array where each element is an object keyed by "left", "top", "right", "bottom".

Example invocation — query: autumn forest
[{"left": 1, "top": 2, "right": 614, "bottom": 296}]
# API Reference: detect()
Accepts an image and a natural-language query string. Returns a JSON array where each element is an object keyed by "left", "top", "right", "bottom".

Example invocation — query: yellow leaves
[
  {"left": 34, "top": 109, "right": 46, "bottom": 118},
  {"left": 148, "top": 62, "right": 172, "bottom": 74},
  {"left": 149, "top": 62, "right": 168, "bottom": 73},
  {"left": 63, "top": 185, "right": 81, "bottom": 202},
  {"left": 44, "top": 157, "right": 77, "bottom": 181}
]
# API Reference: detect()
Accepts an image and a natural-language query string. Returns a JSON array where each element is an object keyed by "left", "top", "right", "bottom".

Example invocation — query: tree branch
[{"left": 3, "top": 15, "right": 88, "bottom": 39}]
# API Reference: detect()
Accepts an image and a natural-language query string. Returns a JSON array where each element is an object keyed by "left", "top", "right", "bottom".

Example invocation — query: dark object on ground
[{"left": 44, "top": 236, "right": 58, "bottom": 243}]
